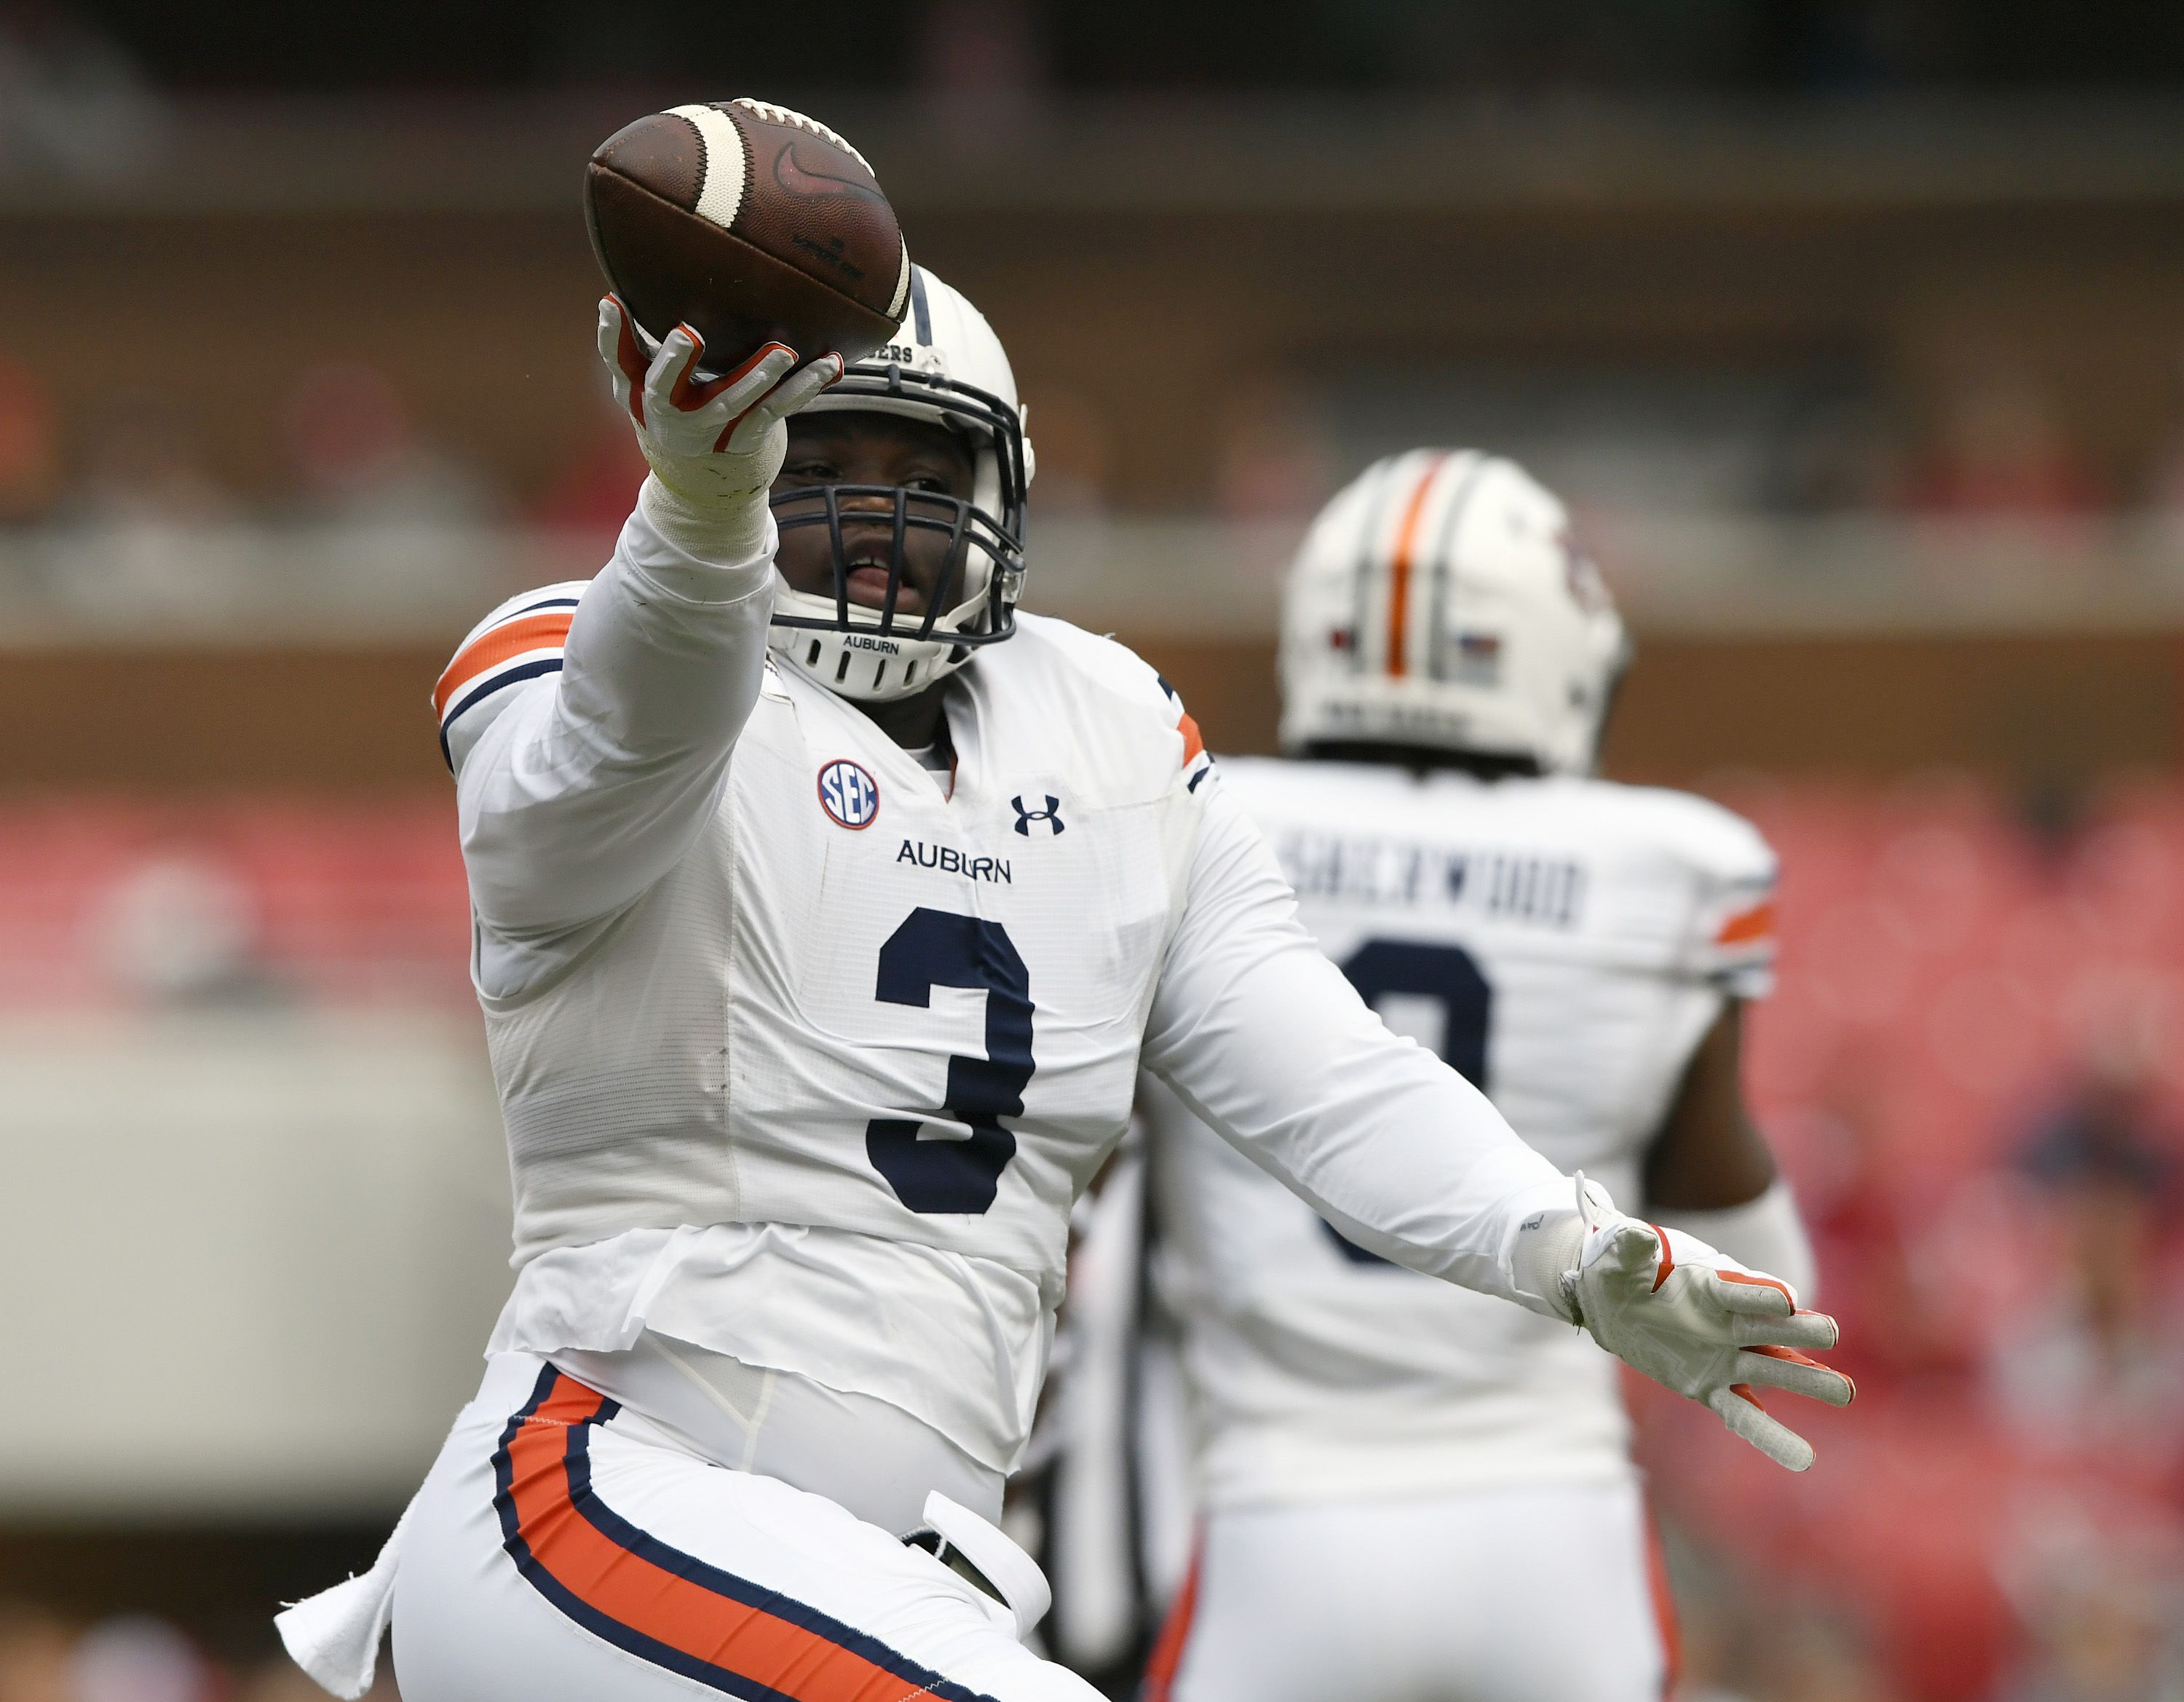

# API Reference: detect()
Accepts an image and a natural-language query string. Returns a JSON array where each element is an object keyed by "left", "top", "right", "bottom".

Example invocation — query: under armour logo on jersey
[{"left": 1010, "top": 795, "right": 1064, "bottom": 836}]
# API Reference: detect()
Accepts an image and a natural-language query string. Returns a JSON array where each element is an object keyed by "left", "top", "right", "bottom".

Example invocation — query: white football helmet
[
  {"left": 767, "top": 266, "right": 1034, "bottom": 700},
  {"left": 1278, "top": 451, "right": 1630, "bottom": 773}
]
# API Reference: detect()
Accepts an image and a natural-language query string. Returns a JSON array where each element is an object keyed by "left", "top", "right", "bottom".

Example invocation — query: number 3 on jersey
[{"left": 866, "top": 907, "right": 1036, "bottom": 1214}]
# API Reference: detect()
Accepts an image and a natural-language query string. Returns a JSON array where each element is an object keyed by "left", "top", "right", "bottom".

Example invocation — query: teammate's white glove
[
  {"left": 1545, "top": 1176, "right": 1854, "bottom": 1471},
  {"left": 596, "top": 294, "right": 842, "bottom": 554}
]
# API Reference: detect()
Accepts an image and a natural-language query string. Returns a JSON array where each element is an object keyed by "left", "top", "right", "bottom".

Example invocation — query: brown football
[{"left": 584, "top": 99, "right": 909, "bottom": 373}]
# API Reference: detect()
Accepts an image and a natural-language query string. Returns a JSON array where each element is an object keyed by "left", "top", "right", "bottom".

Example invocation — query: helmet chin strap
[{"left": 768, "top": 625, "right": 962, "bottom": 705}]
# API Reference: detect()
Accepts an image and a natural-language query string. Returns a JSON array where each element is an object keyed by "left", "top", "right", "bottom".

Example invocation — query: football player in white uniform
[
  {"left": 1135, "top": 451, "right": 1829, "bottom": 1702},
  {"left": 273, "top": 242, "right": 1849, "bottom": 1702}
]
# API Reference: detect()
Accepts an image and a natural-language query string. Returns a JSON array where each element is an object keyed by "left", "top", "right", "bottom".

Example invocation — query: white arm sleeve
[
  {"left": 1140, "top": 784, "right": 1573, "bottom": 1315},
  {"left": 458, "top": 478, "right": 776, "bottom": 941},
  {"left": 1655, "top": 1179, "right": 1818, "bottom": 1303}
]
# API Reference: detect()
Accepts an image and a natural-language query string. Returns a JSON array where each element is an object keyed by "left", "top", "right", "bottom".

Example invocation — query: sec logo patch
[{"left": 817, "top": 759, "right": 880, "bottom": 829}]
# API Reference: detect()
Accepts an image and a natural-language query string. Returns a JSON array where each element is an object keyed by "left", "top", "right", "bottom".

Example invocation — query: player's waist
[
  {"left": 492, "top": 1221, "right": 1054, "bottom": 1473},
  {"left": 1188, "top": 1357, "right": 1629, "bottom": 1444},
  {"left": 547, "top": 1335, "right": 1004, "bottom": 1535},
  {"left": 1178, "top": 1305, "right": 1627, "bottom": 1468},
  {"left": 1192, "top": 1392, "right": 1635, "bottom": 1508},
  {"left": 1182, "top": 1283, "right": 1612, "bottom": 1390}
]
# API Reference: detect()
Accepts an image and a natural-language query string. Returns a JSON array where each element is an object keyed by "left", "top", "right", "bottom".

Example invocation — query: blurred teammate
[
  {"left": 276, "top": 272, "right": 1846, "bottom": 1702},
  {"left": 1134, "top": 451, "right": 1827, "bottom": 1702}
]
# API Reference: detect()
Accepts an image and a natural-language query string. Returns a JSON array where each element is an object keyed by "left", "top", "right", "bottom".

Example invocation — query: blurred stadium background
[{"left": 3, "top": 3, "right": 2184, "bottom": 1700}]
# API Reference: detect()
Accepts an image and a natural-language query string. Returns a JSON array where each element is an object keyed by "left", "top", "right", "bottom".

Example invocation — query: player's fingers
[
  {"left": 759, "top": 353, "right": 847, "bottom": 421},
  {"left": 1708, "top": 1385, "right": 1816, "bottom": 1472},
  {"left": 720, "top": 353, "right": 842, "bottom": 454},
  {"left": 703, "top": 341, "right": 802, "bottom": 419},
  {"left": 1708, "top": 1270, "right": 1796, "bottom": 1319},
  {"left": 1736, "top": 1344, "right": 1856, "bottom": 1407},
  {"left": 1594, "top": 1219, "right": 1661, "bottom": 1283},
  {"left": 597, "top": 297, "right": 649, "bottom": 424},
  {"left": 666, "top": 335, "right": 801, "bottom": 424},
  {"left": 1731, "top": 1307, "right": 1840, "bottom": 1353},
  {"left": 659, "top": 323, "right": 727, "bottom": 411},
  {"left": 596, "top": 296, "right": 622, "bottom": 370}
]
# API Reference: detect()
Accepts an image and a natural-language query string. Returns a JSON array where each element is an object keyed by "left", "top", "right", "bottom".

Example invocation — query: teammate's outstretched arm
[
  {"left": 456, "top": 303, "right": 837, "bottom": 940},
  {"left": 1140, "top": 787, "right": 1851, "bottom": 1470}
]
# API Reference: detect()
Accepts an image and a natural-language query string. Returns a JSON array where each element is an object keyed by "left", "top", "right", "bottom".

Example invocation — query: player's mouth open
[{"left": 844, "top": 558, "right": 927, "bottom": 614}]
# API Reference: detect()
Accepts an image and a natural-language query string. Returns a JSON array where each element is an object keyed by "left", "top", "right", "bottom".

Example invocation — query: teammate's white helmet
[
  {"left": 768, "top": 266, "right": 1035, "bottom": 702},
  {"left": 1278, "top": 451, "right": 1630, "bottom": 774}
]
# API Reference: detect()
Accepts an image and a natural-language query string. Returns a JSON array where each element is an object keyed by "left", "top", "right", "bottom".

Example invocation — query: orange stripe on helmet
[
  {"left": 1179, "top": 711, "right": 1205, "bottom": 767},
  {"left": 432, "top": 611, "right": 575, "bottom": 720},
  {"left": 1383, "top": 454, "right": 1447, "bottom": 680}
]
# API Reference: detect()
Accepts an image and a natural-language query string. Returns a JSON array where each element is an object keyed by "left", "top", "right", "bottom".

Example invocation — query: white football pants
[
  {"left": 389, "top": 1353, "right": 1100, "bottom": 1702},
  {"left": 1147, "top": 1480, "right": 1677, "bottom": 1702}
]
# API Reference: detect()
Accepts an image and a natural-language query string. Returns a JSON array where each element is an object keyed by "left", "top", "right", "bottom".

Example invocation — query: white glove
[
  {"left": 1552, "top": 1175, "right": 1854, "bottom": 1471},
  {"left": 596, "top": 294, "right": 842, "bottom": 555}
]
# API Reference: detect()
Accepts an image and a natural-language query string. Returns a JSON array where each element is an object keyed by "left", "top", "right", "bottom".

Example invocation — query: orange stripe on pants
[
  {"left": 1139, "top": 1539, "right": 1202, "bottom": 1702},
  {"left": 1643, "top": 1504, "right": 1683, "bottom": 1701},
  {"left": 499, "top": 1377, "right": 947, "bottom": 1702}
]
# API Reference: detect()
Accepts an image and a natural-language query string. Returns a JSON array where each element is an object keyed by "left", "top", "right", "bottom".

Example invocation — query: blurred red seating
[{"left": 0, "top": 797, "right": 470, "bottom": 1009}]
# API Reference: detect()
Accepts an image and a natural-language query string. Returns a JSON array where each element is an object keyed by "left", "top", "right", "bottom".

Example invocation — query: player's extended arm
[
  {"left": 1141, "top": 788, "right": 1851, "bottom": 1468},
  {"left": 1139, "top": 786, "right": 1571, "bottom": 1304},
  {"left": 1643, "top": 1000, "right": 1819, "bottom": 1299},
  {"left": 458, "top": 301, "right": 839, "bottom": 935}
]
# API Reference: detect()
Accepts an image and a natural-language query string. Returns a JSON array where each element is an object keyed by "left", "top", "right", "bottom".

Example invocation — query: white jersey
[
  {"left": 435, "top": 491, "right": 1571, "bottom": 1487},
  {"left": 1143, "top": 755, "right": 1776, "bottom": 1505}
]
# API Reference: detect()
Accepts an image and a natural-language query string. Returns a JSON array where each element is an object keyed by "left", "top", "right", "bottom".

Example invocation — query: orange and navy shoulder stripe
[
  {"left": 1711, "top": 871, "right": 1779, "bottom": 962},
  {"left": 1714, "top": 898, "right": 1777, "bottom": 951},
  {"left": 1156, "top": 676, "right": 1213, "bottom": 793},
  {"left": 492, "top": 1366, "right": 999, "bottom": 1702},
  {"left": 432, "top": 590, "right": 583, "bottom": 771}
]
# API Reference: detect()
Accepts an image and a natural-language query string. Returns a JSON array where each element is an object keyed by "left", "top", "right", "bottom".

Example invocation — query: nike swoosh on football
[{"left": 772, "top": 141, "right": 889, "bottom": 205}]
